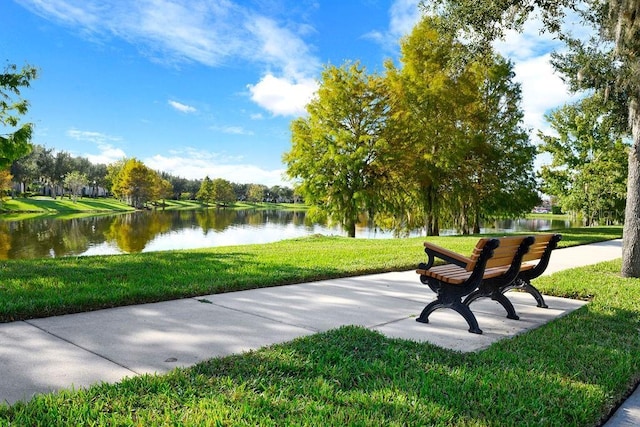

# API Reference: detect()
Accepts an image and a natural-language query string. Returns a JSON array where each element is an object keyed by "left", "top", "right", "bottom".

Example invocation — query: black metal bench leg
[
  {"left": 491, "top": 292, "right": 520, "bottom": 320},
  {"left": 502, "top": 279, "right": 548, "bottom": 308},
  {"left": 416, "top": 299, "right": 483, "bottom": 334},
  {"left": 462, "top": 290, "right": 482, "bottom": 306}
]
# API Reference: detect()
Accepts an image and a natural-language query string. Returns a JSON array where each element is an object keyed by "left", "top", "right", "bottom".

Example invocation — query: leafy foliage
[
  {"left": 0, "top": 63, "right": 38, "bottom": 169},
  {"left": 539, "top": 93, "right": 629, "bottom": 224},
  {"left": 110, "top": 158, "right": 170, "bottom": 208},
  {"left": 285, "top": 17, "right": 537, "bottom": 237},
  {"left": 197, "top": 177, "right": 236, "bottom": 206},
  {"left": 285, "top": 62, "right": 388, "bottom": 237},
  {"left": 382, "top": 17, "right": 537, "bottom": 235},
  {"left": 63, "top": 171, "right": 88, "bottom": 203}
]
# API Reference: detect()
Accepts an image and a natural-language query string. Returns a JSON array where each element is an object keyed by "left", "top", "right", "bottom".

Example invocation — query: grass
[
  {"left": 0, "top": 198, "right": 307, "bottom": 221},
  {"left": 0, "top": 226, "right": 632, "bottom": 426},
  {"left": 526, "top": 212, "right": 571, "bottom": 221},
  {"left": 0, "top": 197, "right": 307, "bottom": 216},
  {"left": 1, "top": 196, "right": 136, "bottom": 213}
]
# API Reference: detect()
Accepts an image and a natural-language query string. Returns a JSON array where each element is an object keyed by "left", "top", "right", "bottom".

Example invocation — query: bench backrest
[
  {"left": 466, "top": 236, "right": 534, "bottom": 271},
  {"left": 522, "top": 233, "right": 562, "bottom": 263}
]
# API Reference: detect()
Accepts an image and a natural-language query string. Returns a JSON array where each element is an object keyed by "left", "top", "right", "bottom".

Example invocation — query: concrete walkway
[{"left": 0, "top": 239, "right": 633, "bottom": 425}]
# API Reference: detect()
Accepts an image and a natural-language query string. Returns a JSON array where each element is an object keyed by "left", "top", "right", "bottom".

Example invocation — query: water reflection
[{"left": 1, "top": 209, "right": 576, "bottom": 260}]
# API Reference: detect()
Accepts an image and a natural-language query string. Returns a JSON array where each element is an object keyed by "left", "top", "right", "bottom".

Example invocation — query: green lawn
[
  {"left": 1, "top": 196, "right": 138, "bottom": 212},
  {"left": 0, "top": 226, "right": 634, "bottom": 426},
  {"left": 0, "top": 197, "right": 307, "bottom": 220}
]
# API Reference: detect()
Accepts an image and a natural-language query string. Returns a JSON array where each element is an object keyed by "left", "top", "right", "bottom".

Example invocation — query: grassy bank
[
  {"left": 0, "top": 227, "right": 622, "bottom": 323},
  {"left": 0, "top": 227, "right": 636, "bottom": 426},
  {"left": 0, "top": 197, "right": 307, "bottom": 216},
  {"left": 0, "top": 196, "right": 136, "bottom": 214}
]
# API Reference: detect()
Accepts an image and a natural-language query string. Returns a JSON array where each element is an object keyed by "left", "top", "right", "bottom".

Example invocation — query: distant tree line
[{"left": 6, "top": 144, "right": 296, "bottom": 208}]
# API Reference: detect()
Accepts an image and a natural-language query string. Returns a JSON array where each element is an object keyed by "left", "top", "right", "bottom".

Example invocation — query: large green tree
[
  {"left": 419, "top": 0, "right": 640, "bottom": 276},
  {"left": 111, "top": 158, "right": 158, "bottom": 208},
  {"left": 0, "top": 63, "right": 38, "bottom": 169},
  {"left": 539, "top": 93, "right": 629, "bottom": 225},
  {"left": 10, "top": 143, "right": 43, "bottom": 193},
  {"left": 382, "top": 16, "right": 473, "bottom": 236},
  {"left": 381, "top": 16, "right": 537, "bottom": 235},
  {"left": 247, "top": 184, "right": 266, "bottom": 203},
  {"left": 211, "top": 178, "right": 236, "bottom": 207},
  {"left": 452, "top": 55, "right": 538, "bottom": 233},
  {"left": 284, "top": 62, "right": 388, "bottom": 237},
  {"left": 196, "top": 177, "right": 235, "bottom": 206},
  {"left": 196, "top": 176, "right": 214, "bottom": 205}
]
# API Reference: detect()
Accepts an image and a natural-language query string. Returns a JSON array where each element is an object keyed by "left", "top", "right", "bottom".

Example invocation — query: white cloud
[
  {"left": 16, "top": 0, "right": 100, "bottom": 29},
  {"left": 364, "top": 0, "right": 421, "bottom": 51},
  {"left": 84, "top": 144, "right": 128, "bottom": 165},
  {"left": 168, "top": 100, "right": 197, "bottom": 113},
  {"left": 511, "top": 54, "right": 574, "bottom": 134},
  {"left": 389, "top": 0, "right": 422, "bottom": 36},
  {"left": 66, "top": 128, "right": 126, "bottom": 164},
  {"left": 247, "top": 74, "right": 317, "bottom": 117},
  {"left": 67, "top": 128, "right": 122, "bottom": 144},
  {"left": 493, "top": 12, "right": 589, "bottom": 138},
  {"left": 246, "top": 15, "right": 320, "bottom": 81},
  {"left": 211, "top": 125, "right": 254, "bottom": 135},
  {"left": 493, "top": 14, "right": 560, "bottom": 62},
  {"left": 18, "top": 0, "right": 323, "bottom": 116},
  {"left": 145, "top": 151, "right": 287, "bottom": 187}
]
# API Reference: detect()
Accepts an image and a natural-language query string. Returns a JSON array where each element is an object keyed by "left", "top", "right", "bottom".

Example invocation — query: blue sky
[{"left": 2, "top": 0, "right": 575, "bottom": 187}]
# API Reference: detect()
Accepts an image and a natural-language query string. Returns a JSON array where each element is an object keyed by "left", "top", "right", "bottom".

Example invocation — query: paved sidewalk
[{"left": 0, "top": 239, "right": 630, "bottom": 423}]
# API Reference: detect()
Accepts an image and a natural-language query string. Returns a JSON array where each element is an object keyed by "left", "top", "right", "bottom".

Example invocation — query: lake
[{"left": 0, "top": 209, "right": 576, "bottom": 260}]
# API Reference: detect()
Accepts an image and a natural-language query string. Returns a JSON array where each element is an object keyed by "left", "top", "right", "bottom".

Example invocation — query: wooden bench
[
  {"left": 415, "top": 235, "right": 535, "bottom": 334},
  {"left": 463, "top": 233, "right": 562, "bottom": 310}
]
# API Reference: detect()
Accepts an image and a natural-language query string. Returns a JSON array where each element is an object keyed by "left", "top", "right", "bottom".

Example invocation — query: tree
[
  {"left": 153, "top": 177, "right": 173, "bottom": 206},
  {"left": 463, "top": 56, "right": 539, "bottom": 231},
  {"left": 37, "top": 150, "right": 72, "bottom": 198},
  {"left": 105, "top": 159, "right": 126, "bottom": 197},
  {"left": 10, "top": 144, "right": 42, "bottom": 193},
  {"left": 284, "top": 62, "right": 388, "bottom": 237},
  {"left": 211, "top": 178, "right": 236, "bottom": 206},
  {"left": 111, "top": 158, "right": 157, "bottom": 208},
  {"left": 539, "top": 93, "right": 629, "bottom": 224},
  {"left": 0, "top": 169, "right": 12, "bottom": 206},
  {"left": 64, "top": 171, "right": 88, "bottom": 203},
  {"left": 196, "top": 176, "right": 214, "bottom": 206},
  {"left": 419, "top": 0, "right": 640, "bottom": 274},
  {"left": 247, "top": 184, "right": 266, "bottom": 203},
  {"left": 0, "top": 63, "right": 38, "bottom": 169},
  {"left": 380, "top": 16, "right": 536, "bottom": 236}
]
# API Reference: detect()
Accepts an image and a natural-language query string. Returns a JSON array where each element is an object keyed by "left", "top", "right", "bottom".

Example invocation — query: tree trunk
[
  {"left": 473, "top": 208, "right": 481, "bottom": 234},
  {"left": 460, "top": 203, "right": 469, "bottom": 235},
  {"left": 346, "top": 219, "right": 356, "bottom": 238},
  {"left": 622, "top": 99, "right": 640, "bottom": 277}
]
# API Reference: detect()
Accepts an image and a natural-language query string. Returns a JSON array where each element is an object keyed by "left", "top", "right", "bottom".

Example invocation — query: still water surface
[{"left": 1, "top": 209, "right": 576, "bottom": 260}]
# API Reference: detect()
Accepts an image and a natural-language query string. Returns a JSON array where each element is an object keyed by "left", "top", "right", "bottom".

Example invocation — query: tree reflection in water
[{"left": 1, "top": 210, "right": 575, "bottom": 260}]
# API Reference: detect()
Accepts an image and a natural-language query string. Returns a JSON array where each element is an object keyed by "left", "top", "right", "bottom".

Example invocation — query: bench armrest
[{"left": 420, "top": 241, "right": 472, "bottom": 270}]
